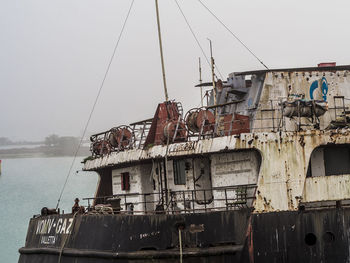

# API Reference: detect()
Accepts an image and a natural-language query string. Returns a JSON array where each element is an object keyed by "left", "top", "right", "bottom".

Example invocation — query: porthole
[
  {"left": 305, "top": 233, "right": 317, "bottom": 246},
  {"left": 323, "top": 232, "right": 335, "bottom": 243}
]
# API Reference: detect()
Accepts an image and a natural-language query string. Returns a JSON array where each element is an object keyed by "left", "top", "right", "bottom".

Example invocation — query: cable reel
[{"left": 185, "top": 107, "right": 215, "bottom": 135}]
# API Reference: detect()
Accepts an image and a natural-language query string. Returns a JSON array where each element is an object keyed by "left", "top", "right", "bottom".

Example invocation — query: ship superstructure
[{"left": 19, "top": 64, "right": 350, "bottom": 263}]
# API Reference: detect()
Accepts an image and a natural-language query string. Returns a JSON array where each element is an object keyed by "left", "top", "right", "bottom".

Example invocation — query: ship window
[
  {"left": 121, "top": 172, "right": 130, "bottom": 191},
  {"left": 324, "top": 146, "right": 350, "bottom": 175},
  {"left": 307, "top": 145, "right": 350, "bottom": 177},
  {"left": 173, "top": 160, "right": 186, "bottom": 185}
]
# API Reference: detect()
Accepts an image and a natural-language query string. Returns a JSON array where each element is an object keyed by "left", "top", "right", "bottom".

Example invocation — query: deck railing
[
  {"left": 82, "top": 184, "right": 257, "bottom": 215},
  {"left": 87, "top": 96, "right": 348, "bottom": 158}
]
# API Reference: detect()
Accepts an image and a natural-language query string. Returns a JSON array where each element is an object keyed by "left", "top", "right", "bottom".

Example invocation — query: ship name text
[{"left": 35, "top": 217, "right": 74, "bottom": 235}]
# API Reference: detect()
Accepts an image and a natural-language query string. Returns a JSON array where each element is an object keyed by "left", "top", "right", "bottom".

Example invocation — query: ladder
[
  {"left": 333, "top": 96, "right": 346, "bottom": 120},
  {"left": 130, "top": 119, "right": 153, "bottom": 149},
  {"left": 176, "top": 102, "right": 183, "bottom": 117}
]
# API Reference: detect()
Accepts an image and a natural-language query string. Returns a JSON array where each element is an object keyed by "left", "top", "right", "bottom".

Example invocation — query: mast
[
  {"left": 209, "top": 39, "right": 217, "bottom": 115},
  {"left": 155, "top": 0, "right": 170, "bottom": 209},
  {"left": 155, "top": 0, "right": 169, "bottom": 101},
  {"left": 199, "top": 57, "right": 203, "bottom": 107}
]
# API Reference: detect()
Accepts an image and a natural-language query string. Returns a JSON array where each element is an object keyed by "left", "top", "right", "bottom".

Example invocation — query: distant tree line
[
  {"left": 0, "top": 135, "right": 81, "bottom": 147},
  {"left": 43, "top": 134, "right": 81, "bottom": 156},
  {"left": 0, "top": 137, "right": 12, "bottom": 145},
  {"left": 0, "top": 137, "right": 41, "bottom": 146},
  {"left": 0, "top": 135, "right": 90, "bottom": 158}
]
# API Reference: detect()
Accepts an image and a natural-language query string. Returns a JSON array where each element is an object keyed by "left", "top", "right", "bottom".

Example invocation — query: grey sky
[{"left": 1, "top": 0, "right": 350, "bottom": 141}]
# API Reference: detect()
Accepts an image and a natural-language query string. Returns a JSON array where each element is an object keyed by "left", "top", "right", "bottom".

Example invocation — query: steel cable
[
  {"left": 174, "top": 0, "right": 224, "bottom": 79},
  {"left": 197, "top": 0, "right": 269, "bottom": 70},
  {"left": 55, "top": 0, "right": 136, "bottom": 210}
]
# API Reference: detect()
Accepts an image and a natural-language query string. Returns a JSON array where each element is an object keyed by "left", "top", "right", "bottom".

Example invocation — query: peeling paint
[{"left": 84, "top": 129, "right": 350, "bottom": 213}]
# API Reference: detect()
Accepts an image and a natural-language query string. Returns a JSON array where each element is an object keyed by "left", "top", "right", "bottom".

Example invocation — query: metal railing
[
  {"left": 82, "top": 184, "right": 257, "bottom": 215},
  {"left": 87, "top": 97, "right": 350, "bottom": 158},
  {"left": 90, "top": 126, "right": 134, "bottom": 157}
]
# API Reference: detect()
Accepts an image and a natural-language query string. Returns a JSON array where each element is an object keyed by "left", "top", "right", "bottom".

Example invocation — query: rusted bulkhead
[
  {"left": 144, "top": 101, "right": 187, "bottom": 147},
  {"left": 84, "top": 128, "right": 350, "bottom": 213}
]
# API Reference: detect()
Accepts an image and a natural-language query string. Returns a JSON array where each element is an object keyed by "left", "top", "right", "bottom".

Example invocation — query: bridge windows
[{"left": 307, "top": 144, "right": 350, "bottom": 177}]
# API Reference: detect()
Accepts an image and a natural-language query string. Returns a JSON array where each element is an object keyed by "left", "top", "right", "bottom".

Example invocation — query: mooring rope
[
  {"left": 197, "top": 0, "right": 269, "bottom": 70},
  {"left": 55, "top": 0, "right": 135, "bottom": 210}
]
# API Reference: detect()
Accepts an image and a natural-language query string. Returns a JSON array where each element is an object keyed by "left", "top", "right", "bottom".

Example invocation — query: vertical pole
[
  {"left": 162, "top": 158, "right": 169, "bottom": 209},
  {"left": 0, "top": 160, "right": 2, "bottom": 175},
  {"left": 155, "top": 0, "right": 169, "bottom": 101},
  {"left": 192, "top": 190, "right": 195, "bottom": 213},
  {"left": 144, "top": 194, "right": 147, "bottom": 214},
  {"left": 270, "top": 100, "right": 275, "bottom": 131},
  {"left": 179, "top": 228, "right": 183, "bottom": 263},
  {"left": 199, "top": 57, "right": 203, "bottom": 107},
  {"left": 183, "top": 191, "right": 186, "bottom": 213},
  {"left": 209, "top": 39, "right": 217, "bottom": 115}
]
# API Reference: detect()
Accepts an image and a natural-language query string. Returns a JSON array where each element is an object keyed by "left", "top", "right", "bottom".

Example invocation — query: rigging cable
[
  {"left": 197, "top": 0, "right": 269, "bottom": 70},
  {"left": 55, "top": 0, "right": 135, "bottom": 210},
  {"left": 174, "top": 0, "right": 224, "bottom": 79},
  {"left": 57, "top": 211, "right": 78, "bottom": 263}
]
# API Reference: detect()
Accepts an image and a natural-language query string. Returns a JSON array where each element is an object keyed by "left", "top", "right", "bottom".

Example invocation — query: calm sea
[{"left": 0, "top": 157, "right": 98, "bottom": 263}]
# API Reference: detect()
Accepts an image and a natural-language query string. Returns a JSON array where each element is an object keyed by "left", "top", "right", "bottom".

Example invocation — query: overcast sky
[{"left": 1, "top": 0, "right": 350, "bottom": 141}]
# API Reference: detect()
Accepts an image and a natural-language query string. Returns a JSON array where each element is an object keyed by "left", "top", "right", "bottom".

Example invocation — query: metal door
[{"left": 193, "top": 157, "right": 213, "bottom": 204}]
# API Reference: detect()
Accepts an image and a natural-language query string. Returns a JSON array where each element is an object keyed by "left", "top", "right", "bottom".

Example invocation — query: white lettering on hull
[
  {"left": 36, "top": 217, "right": 74, "bottom": 236},
  {"left": 40, "top": 235, "right": 56, "bottom": 245}
]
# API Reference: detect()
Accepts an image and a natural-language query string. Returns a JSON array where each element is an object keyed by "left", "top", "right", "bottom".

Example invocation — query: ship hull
[
  {"left": 18, "top": 210, "right": 249, "bottom": 263},
  {"left": 250, "top": 207, "right": 350, "bottom": 263},
  {"left": 19, "top": 207, "right": 350, "bottom": 263}
]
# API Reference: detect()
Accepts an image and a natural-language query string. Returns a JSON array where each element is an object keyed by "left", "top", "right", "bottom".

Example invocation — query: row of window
[
  {"left": 118, "top": 160, "right": 196, "bottom": 191},
  {"left": 118, "top": 145, "right": 350, "bottom": 191}
]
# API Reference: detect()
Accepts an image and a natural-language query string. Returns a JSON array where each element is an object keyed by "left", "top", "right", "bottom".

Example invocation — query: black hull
[
  {"left": 19, "top": 207, "right": 350, "bottom": 262},
  {"left": 18, "top": 248, "right": 240, "bottom": 263},
  {"left": 249, "top": 207, "right": 350, "bottom": 263}
]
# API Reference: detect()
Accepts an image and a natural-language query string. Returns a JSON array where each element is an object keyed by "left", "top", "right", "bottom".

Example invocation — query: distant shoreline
[{"left": 0, "top": 146, "right": 90, "bottom": 159}]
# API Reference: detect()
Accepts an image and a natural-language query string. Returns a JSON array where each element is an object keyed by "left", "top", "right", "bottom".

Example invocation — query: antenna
[
  {"left": 208, "top": 39, "right": 217, "bottom": 115},
  {"left": 155, "top": 0, "right": 169, "bottom": 101},
  {"left": 199, "top": 57, "right": 203, "bottom": 107}
]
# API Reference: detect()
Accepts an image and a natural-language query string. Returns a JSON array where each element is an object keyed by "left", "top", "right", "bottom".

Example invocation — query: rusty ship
[
  {"left": 17, "top": 1, "right": 350, "bottom": 262},
  {"left": 18, "top": 62, "right": 350, "bottom": 263}
]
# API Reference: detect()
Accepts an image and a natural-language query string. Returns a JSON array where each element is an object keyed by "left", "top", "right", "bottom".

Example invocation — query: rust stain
[
  {"left": 188, "top": 224, "right": 205, "bottom": 233},
  {"left": 246, "top": 217, "right": 254, "bottom": 263},
  {"left": 298, "top": 135, "right": 305, "bottom": 147}
]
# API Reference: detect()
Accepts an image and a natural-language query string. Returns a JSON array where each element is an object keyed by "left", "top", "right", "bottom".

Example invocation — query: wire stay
[
  {"left": 197, "top": 0, "right": 269, "bottom": 70},
  {"left": 55, "top": 0, "right": 136, "bottom": 210},
  {"left": 174, "top": 0, "right": 224, "bottom": 79}
]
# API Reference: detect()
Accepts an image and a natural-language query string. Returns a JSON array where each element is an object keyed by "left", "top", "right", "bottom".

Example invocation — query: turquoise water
[{"left": 0, "top": 157, "right": 98, "bottom": 263}]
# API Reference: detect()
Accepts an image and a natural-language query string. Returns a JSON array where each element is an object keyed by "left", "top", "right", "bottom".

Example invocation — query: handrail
[{"left": 82, "top": 184, "right": 257, "bottom": 215}]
